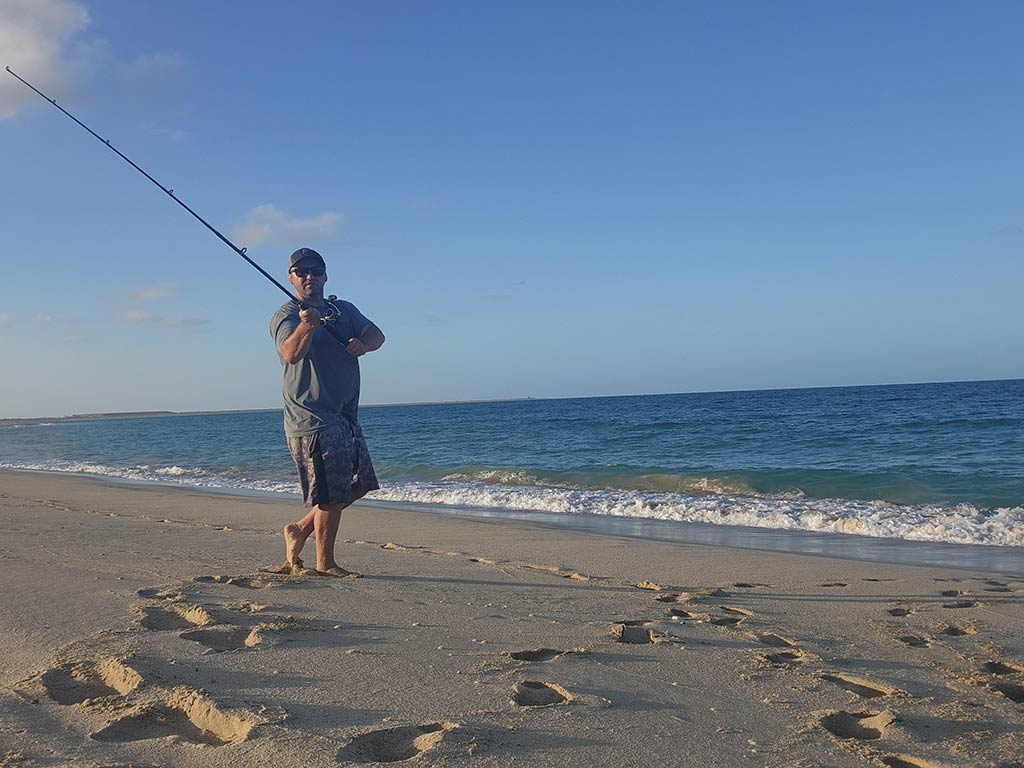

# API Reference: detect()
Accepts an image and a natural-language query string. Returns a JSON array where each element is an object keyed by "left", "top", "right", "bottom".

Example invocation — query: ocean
[{"left": 2, "top": 380, "right": 1023, "bottom": 556}]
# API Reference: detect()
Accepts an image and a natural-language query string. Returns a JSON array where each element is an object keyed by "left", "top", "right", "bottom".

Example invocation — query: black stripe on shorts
[{"left": 310, "top": 435, "right": 332, "bottom": 505}]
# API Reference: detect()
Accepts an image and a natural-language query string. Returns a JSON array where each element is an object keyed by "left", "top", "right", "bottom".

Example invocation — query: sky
[{"left": 1, "top": 1, "right": 1022, "bottom": 418}]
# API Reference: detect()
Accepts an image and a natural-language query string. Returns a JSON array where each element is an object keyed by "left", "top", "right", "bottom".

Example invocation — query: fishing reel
[
  {"left": 320, "top": 295, "right": 343, "bottom": 325},
  {"left": 320, "top": 295, "right": 357, "bottom": 350}
]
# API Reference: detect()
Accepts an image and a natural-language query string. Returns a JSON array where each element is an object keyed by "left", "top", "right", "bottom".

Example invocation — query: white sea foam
[
  {"left": 0, "top": 460, "right": 300, "bottom": 497},
  {"left": 2, "top": 460, "right": 1021, "bottom": 548},
  {"left": 153, "top": 465, "right": 204, "bottom": 477},
  {"left": 366, "top": 482, "right": 1024, "bottom": 548}
]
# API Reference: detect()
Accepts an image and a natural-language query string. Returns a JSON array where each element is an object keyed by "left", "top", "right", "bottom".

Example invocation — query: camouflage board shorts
[{"left": 287, "top": 421, "right": 380, "bottom": 507}]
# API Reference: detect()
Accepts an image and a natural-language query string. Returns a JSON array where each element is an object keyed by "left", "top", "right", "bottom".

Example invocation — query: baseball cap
[{"left": 288, "top": 247, "right": 326, "bottom": 269}]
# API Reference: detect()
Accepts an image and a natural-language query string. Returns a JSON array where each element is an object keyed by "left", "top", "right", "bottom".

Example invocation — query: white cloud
[
  {"left": 0, "top": 314, "right": 9, "bottom": 328},
  {"left": 229, "top": 204, "right": 342, "bottom": 248},
  {"left": 129, "top": 283, "right": 178, "bottom": 301},
  {"left": 33, "top": 314, "right": 53, "bottom": 324},
  {"left": 0, "top": 0, "right": 92, "bottom": 121}
]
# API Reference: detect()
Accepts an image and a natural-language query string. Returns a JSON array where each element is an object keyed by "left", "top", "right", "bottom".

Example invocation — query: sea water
[{"left": 2, "top": 380, "right": 1022, "bottom": 554}]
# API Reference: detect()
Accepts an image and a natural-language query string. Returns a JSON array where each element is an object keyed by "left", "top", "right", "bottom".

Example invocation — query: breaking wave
[{"left": 2, "top": 459, "right": 1021, "bottom": 548}]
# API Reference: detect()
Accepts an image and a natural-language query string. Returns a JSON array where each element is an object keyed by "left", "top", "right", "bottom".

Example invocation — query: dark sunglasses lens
[{"left": 291, "top": 267, "right": 324, "bottom": 277}]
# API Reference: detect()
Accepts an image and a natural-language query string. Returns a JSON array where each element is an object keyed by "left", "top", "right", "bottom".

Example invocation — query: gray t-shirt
[{"left": 270, "top": 299, "right": 371, "bottom": 437}]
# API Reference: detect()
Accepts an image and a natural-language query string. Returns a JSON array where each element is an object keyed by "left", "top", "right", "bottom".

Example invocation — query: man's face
[{"left": 288, "top": 260, "right": 327, "bottom": 302}]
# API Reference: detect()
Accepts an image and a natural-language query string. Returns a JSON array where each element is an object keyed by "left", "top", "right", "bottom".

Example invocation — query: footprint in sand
[
  {"left": 41, "top": 658, "right": 143, "bottom": 705},
  {"left": 244, "top": 619, "right": 300, "bottom": 648},
  {"left": 943, "top": 599, "right": 981, "bottom": 609},
  {"left": 180, "top": 619, "right": 296, "bottom": 652},
  {"left": 194, "top": 575, "right": 275, "bottom": 590},
  {"left": 981, "top": 660, "right": 1024, "bottom": 675},
  {"left": 338, "top": 722, "right": 459, "bottom": 763},
  {"left": 137, "top": 603, "right": 213, "bottom": 631},
  {"left": 655, "top": 592, "right": 693, "bottom": 603},
  {"left": 940, "top": 590, "right": 965, "bottom": 597},
  {"left": 991, "top": 681, "right": 1024, "bottom": 703},
  {"left": 940, "top": 624, "right": 976, "bottom": 637},
  {"left": 758, "top": 633, "right": 796, "bottom": 648},
  {"left": 611, "top": 621, "right": 665, "bottom": 644},
  {"left": 897, "top": 635, "right": 932, "bottom": 648},
  {"left": 180, "top": 625, "right": 253, "bottom": 652},
  {"left": 733, "top": 582, "right": 771, "bottom": 588},
  {"left": 821, "top": 672, "right": 897, "bottom": 699},
  {"left": 887, "top": 607, "right": 916, "bottom": 617},
  {"left": 468, "top": 557, "right": 496, "bottom": 566},
  {"left": 820, "top": 710, "right": 894, "bottom": 740},
  {"left": 509, "top": 648, "right": 563, "bottom": 662},
  {"left": 983, "top": 585, "right": 1012, "bottom": 593},
  {"left": 136, "top": 587, "right": 184, "bottom": 601},
  {"left": 763, "top": 650, "right": 808, "bottom": 665},
  {"left": 512, "top": 681, "right": 573, "bottom": 707},
  {"left": 821, "top": 582, "right": 849, "bottom": 588},
  {"left": 90, "top": 688, "right": 253, "bottom": 746},
  {"left": 709, "top": 615, "right": 746, "bottom": 628}
]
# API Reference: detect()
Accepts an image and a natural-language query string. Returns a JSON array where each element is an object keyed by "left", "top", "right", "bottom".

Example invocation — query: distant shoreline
[
  {"left": 0, "top": 409, "right": 277, "bottom": 428},
  {"left": 1, "top": 377, "right": 1019, "bottom": 426},
  {"left": 0, "top": 399, "right": 540, "bottom": 427}
]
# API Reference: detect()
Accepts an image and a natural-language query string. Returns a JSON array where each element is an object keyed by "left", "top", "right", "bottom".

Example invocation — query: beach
[{"left": 0, "top": 468, "right": 1021, "bottom": 767}]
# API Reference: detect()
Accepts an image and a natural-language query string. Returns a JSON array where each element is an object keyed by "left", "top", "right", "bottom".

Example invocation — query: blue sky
[{"left": 1, "top": 1, "right": 1022, "bottom": 418}]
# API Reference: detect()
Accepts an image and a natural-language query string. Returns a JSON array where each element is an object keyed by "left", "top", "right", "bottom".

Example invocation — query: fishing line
[{"left": 5, "top": 66, "right": 351, "bottom": 345}]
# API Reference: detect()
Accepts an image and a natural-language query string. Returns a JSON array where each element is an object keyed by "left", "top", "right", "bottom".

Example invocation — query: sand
[{"left": 0, "top": 468, "right": 1021, "bottom": 767}]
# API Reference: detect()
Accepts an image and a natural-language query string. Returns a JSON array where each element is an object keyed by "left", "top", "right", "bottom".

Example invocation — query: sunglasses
[{"left": 290, "top": 266, "right": 325, "bottom": 278}]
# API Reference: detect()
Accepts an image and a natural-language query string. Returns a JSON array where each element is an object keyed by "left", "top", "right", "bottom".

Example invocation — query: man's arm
[
  {"left": 346, "top": 323, "right": 385, "bottom": 357},
  {"left": 278, "top": 307, "right": 321, "bottom": 365}
]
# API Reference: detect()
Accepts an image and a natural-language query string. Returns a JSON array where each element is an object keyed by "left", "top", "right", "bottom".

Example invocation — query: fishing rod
[{"left": 5, "top": 66, "right": 352, "bottom": 345}]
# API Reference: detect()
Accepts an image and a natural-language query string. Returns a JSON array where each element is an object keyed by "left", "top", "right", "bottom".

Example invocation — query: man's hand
[
  {"left": 346, "top": 323, "right": 384, "bottom": 356},
  {"left": 299, "top": 307, "right": 322, "bottom": 328},
  {"left": 346, "top": 337, "right": 368, "bottom": 357}
]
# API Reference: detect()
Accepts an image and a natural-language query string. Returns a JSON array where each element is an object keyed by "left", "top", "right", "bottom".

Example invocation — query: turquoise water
[{"left": 2, "top": 379, "right": 1022, "bottom": 548}]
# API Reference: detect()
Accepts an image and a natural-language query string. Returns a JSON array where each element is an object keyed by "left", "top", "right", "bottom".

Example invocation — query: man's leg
[
  {"left": 282, "top": 433, "right": 317, "bottom": 571},
  {"left": 313, "top": 501, "right": 360, "bottom": 577},
  {"left": 283, "top": 508, "right": 316, "bottom": 567}
]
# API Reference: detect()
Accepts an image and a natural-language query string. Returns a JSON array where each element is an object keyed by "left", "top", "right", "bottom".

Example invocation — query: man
[{"left": 270, "top": 247, "right": 385, "bottom": 577}]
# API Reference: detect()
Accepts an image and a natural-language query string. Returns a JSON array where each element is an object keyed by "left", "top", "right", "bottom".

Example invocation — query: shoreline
[
  {"left": 2, "top": 466, "right": 1022, "bottom": 575},
  {"left": 1, "top": 469, "right": 1022, "bottom": 766}
]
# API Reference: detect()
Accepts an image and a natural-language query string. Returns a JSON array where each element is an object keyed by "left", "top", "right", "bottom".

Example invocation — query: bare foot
[
  {"left": 317, "top": 565, "right": 363, "bottom": 579},
  {"left": 283, "top": 523, "right": 307, "bottom": 565}
]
